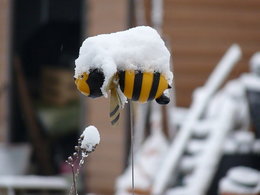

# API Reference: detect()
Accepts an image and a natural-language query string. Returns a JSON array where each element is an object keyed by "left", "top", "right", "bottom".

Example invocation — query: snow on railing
[
  {"left": 187, "top": 95, "right": 237, "bottom": 195},
  {"left": 151, "top": 44, "right": 242, "bottom": 195}
]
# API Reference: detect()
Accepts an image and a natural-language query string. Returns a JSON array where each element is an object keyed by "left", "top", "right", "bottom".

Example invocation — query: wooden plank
[
  {"left": 173, "top": 59, "right": 249, "bottom": 74},
  {"left": 144, "top": 0, "right": 152, "bottom": 26},
  {"left": 165, "top": 18, "right": 260, "bottom": 31},
  {"left": 168, "top": 39, "right": 260, "bottom": 58},
  {"left": 175, "top": 75, "right": 206, "bottom": 89},
  {"left": 88, "top": 0, "right": 127, "bottom": 35},
  {"left": 173, "top": 61, "right": 249, "bottom": 107},
  {"left": 165, "top": 26, "right": 260, "bottom": 43},
  {"left": 175, "top": 94, "right": 192, "bottom": 107},
  {"left": 173, "top": 59, "right": 218, "bottom": 74},
  {"left": 165, "top": 0, "right": 260, "bottom": 9},
  {"left": 165, "top": 5, "right": 260, "bottom": 20}
]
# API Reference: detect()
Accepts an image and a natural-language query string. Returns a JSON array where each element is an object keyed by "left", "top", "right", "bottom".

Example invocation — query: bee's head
[{"left": 74, "top": 69, "right": 105, "bottom": 98}]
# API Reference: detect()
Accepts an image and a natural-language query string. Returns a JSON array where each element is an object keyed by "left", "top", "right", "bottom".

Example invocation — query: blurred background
[{"left": 0, "top": 0, "right": 260, "bottom": 195}]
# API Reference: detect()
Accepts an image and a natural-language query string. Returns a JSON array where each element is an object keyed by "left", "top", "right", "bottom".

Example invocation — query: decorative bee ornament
[{"left": 74, "top": 26, "right": 173, "bottom": 125}]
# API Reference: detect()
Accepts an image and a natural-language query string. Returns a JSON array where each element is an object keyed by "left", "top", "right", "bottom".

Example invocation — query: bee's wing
[{"left": 110, "top": 87, "right": 121, "bottom": 126}]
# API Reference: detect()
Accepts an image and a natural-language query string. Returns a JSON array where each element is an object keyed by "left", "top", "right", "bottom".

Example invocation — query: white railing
[{"left": 152, "top": 44, "right": 242, "bottom": 195}]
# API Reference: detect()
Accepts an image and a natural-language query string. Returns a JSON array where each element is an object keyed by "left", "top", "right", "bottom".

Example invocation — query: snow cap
[
  {"left": 220, "top": 166, "right": 260, "bottom": 194},
  {"left": 75, "top": 26, "right": 173, "bottom": 97},
  {"left": 228, "top": 166, "right": 260, "bottom": 187},
  {"left": 250, "top": 52, "right": 260, "bottom": 75},
  {"left": 240, "top": 73, "right": 260, "bottom": 91},
  {"left": 81, "top": 125, "right": 100, "bottom": 152}
]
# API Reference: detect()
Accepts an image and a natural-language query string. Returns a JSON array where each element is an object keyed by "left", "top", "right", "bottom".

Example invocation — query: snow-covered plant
[{"left": 66, "top": 125, "right": 100, "bottom": 195}]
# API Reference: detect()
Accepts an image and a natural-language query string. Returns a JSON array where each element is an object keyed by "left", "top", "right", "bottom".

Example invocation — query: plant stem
[{"left": 71, "top": 165, "right": 77, "bottom": 195}]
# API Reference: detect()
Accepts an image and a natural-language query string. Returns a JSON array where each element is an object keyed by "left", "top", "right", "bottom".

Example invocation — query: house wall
[
  {"left": 84, "top": 0, "right": 128, "bottom": 194},
  {"left": 83, "top": 0, "right": 260, "bottom": 194},
  {"left": 0, "top": 0, "right": 256, "bottom": 190},
  {"left": 0, "top": 0, "right": 11, "bottom": 142},
  {"left": 163, "top": 0, "right": 260, "bottom": 106}
]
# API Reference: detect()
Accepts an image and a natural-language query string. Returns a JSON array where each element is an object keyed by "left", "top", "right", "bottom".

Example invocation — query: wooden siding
[
  {"left": 83, "top": 0, "right": 260, "bottom": 194},
  {"left": 84, "top": 0, "right": 128, "bottom": 194},
  {"left": 163, "top": 0, "right": 260, "bottom": 106},
  {"left": 0, "top": 0, "right": 11, "bottom": 142}
]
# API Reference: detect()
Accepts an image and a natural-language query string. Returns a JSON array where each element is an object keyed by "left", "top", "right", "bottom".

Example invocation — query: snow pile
[
  {"left": 192, "top": 120, "right": 212, "bottom": 138},
  {"left": 115, "top": 131, "right": 169, "bottom": 194},
  {"left": 250, "top": 52, "right": 260, "bottom": 75},
  {"left": 80, "top": 125, "right": 100, "bottom": 153},
  {"left": 75, "top": 26, "right": 173, "bottom": 96},
  {"left": 233, "top": 130, "right": 253, "bottom": 154},
  {"left": 233, "top": 130, "right": 254, "bottom": 152},
  {"left": 228, "top": 167, "right": 260, "bottom": 186},
  {"left": 166, "top": 187, "right": 191, "bottom": 195},
  {"left": 219, "top": 166, "right": 260, "bottom": 194},
  {"left": 206, "top": 92, "right": 227, "bottom": 118},
  {"left": 224, "top": 80, "right": 246, "bottom": 98},
  {"left": 224, "top": 138, "right": 238, "bottom": 154},
  {"left": 207, "top": 80, "right": 250, "bottom": 130},
  {"left": 186, "top": 140, "right": 205, "bottom": 155},
  {"left": 170, "top": 107, "right": 188, "bottom": 129},
  {"left": 180, "top": 155, "right": 200, "bottom": 173},
  {"left": 241, "top": 73, "right": 260, "bottom": 91},
  {"left": 253, "top": 140, "right": 260, "bottom": 154},
  {"left": 224, "top": 130, "right": 259, "bottom": 154}
]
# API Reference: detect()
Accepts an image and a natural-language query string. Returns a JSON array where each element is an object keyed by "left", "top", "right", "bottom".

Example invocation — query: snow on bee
[{"left": 74, "top": 26, "right": 173, "bottom": 125}]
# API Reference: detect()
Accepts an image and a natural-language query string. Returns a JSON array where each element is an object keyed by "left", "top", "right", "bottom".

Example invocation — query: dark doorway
[{"left": 11, "top": 0, "right": 84, "bottom": 175}]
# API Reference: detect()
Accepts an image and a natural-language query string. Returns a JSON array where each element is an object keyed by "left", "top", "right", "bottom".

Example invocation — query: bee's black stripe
[
  {"left": 132, "top": 72, "right": 143, "bottom": 101},
  {"left": 118, "top": 71, "right": 125, "bottom": 93},
  {"left": 110, "top": 105, "right": 119, "bottom": 117},
  {"left": 88, "top": 69, "right": 104, "bottom": 98},
  {"left": 111, "top": 113, "right": 120, "bottom": 125},
  {"left": 148, "top": 72, "right": 160, "bottom": 101}
]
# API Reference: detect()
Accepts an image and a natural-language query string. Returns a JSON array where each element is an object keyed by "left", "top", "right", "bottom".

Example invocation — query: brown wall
[
  {"left": 163, "top": 0, "right": 260, "bottom": 106},
  {"left": 83, "top": 0, "right": 260, "bottom": 194},
  {"left": 84, "top": 0, "right": 128, "bottom": 194},
  {"left": 0, "top": 0, "right": 11, "bottom": 142}
]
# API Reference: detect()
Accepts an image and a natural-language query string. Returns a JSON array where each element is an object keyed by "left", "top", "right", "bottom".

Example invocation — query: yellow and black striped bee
[
  {"left": 118, "top": 70, "right": 171, "bottom": 104},
  {"left": 74, "top": 68, "right": 171, "bottom": 125}
]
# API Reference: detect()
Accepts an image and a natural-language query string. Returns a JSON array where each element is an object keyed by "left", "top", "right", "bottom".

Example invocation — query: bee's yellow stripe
[
  {"left": 124, "top": 70, "right": 135, "bottom": 99},
  {"left": 155, "top": 75, "right": 168, "bottom": 99},
  {"left": 139, "top": 72, "right": 153, "bottom": 102}
]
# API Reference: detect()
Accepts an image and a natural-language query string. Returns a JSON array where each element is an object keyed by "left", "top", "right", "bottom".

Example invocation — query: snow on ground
[
  {"left": 74, "top": 26, "right": 173, "bottom": 96},
  {"left": 80, "top": 125, "right": 100, "bottom": 152},
  {"left": 219, "top": 166, "right": 260, "bottom": 194},
  {"left": 115, "top": 131, "right": 169, "bottom": 194},
  {"left": 228, "top": 166, "right": 260, "bottom": 187},
  {"left": 165, "top": 187, "right": 191, "bottom": 195}
]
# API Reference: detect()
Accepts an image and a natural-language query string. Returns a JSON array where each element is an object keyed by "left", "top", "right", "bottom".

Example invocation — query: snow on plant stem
[
  {"left": 66, "top": 125, "right": 101, "bottom": 195},
  {"left": 81, "top": 125, "right": 100, "bottom": 154}
]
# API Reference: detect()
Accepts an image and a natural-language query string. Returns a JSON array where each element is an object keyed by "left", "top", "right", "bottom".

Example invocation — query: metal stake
[{"left": 130, "top": 101, "right": 135, "bottom": 195}]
